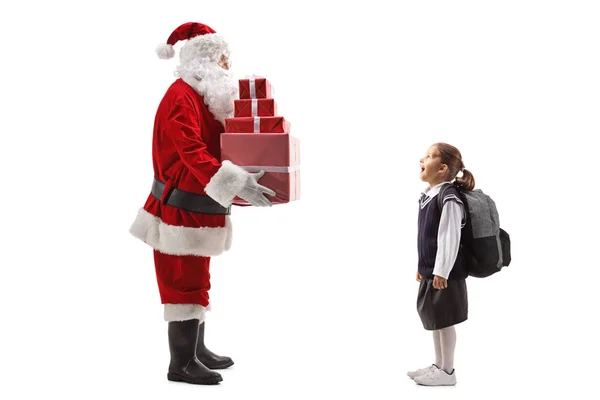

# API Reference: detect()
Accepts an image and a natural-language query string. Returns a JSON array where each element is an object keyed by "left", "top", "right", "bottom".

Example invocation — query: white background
[{"left": 1, "top": 0, "right": 599, "bottom": 398}]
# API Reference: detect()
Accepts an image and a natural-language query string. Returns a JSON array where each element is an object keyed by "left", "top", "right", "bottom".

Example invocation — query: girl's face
[{"left": 420, "top": 146, "right": 448, "bottom": 186}]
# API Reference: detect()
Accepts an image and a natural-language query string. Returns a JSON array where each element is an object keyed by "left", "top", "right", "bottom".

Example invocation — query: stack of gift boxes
[{"left": 221, "top": 77, "right": 300, "bottom": 206}]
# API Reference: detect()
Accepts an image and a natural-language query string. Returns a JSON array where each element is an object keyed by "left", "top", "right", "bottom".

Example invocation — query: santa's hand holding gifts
[
  {"left": 223, "top": 75, "right": 300, "bottom": 206},
  {"left": 128, "top": 21, "right": 300, "bottom": 386}
]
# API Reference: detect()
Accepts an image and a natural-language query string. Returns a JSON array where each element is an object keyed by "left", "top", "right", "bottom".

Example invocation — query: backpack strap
[{"left": 437, "top": 183, "right": 452, "bottom": 212}]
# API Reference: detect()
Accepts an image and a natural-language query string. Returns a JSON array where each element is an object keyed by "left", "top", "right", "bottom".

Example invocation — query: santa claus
[{"left": 129, "top": 22, "right": 275, "bottom": 385}]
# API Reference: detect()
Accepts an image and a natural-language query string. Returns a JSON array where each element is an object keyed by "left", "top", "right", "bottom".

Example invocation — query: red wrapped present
[
  {"left": 238, "top": 77, "right": 273, "bottom": 99},
  {"left": 225, "top": 116, "right": 290, "bottom": 133},
  {"left": 234, "top": 98, "right": 277, "bottom": 117},
  {"left": 221, "top": 133, "right": 300, "bottom": 205}
]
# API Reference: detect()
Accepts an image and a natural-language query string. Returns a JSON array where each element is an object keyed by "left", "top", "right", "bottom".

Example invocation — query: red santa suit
[{"left": 130, "top": 24, "right": 250, "bottom": 323}]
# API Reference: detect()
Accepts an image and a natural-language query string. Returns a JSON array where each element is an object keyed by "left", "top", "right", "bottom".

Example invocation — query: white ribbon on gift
[
  {"left": 250, "top": 78, "right": 256, "bottom": 98},
  {"left": 253, "top": 117, "right": 260, "bottom": 133},
  {"left": 241, "top": 165, "right": 300, "bottom": 173},
  {"left": 251, "top": 99, "right": 258, "bottom": 116}
]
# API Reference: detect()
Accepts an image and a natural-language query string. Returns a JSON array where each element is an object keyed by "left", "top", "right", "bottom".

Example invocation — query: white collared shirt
[{"left": 420, "top": 182, "right": 466, "bottom": 279}]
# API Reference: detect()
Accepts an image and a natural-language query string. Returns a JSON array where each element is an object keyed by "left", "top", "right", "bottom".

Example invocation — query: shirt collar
[{"left": 420, "top": 181, "right": 453, "bottom": 201}]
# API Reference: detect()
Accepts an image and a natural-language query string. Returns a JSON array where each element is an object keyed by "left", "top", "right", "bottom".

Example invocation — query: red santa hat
[{"left": 155, "top": 22, "right": 229, "bottom": 62}]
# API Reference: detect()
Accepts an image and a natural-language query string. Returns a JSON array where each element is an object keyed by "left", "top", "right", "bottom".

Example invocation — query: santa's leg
[
  {"left": 155, "top": 251, "right": 223, "bottom": 384},
  {"left": 196, "top": 321, "right": 234, "bottom": 369}
]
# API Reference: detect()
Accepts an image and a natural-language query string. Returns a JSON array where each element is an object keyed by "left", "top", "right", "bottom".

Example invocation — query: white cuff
[
  {"left": 164, "top": 304, "right": 207, "bottom": 322},
  {"left": 205, "top": 160, "right": 248, "bottom": 207}
]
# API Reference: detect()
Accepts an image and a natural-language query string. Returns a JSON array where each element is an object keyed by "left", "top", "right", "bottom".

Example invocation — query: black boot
[
  {"left": 167, "top": 319, "right": 223, "bottom": 384},
  {"left": 196, "top": 322, "right": 234, "bottom": 369}
]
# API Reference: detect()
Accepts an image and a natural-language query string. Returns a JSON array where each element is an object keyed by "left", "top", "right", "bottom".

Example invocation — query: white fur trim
[
  {"left": 156, "top": 43, "right": 175, "bottom": 59},
  {"left": 204, "top": 161, "right": 248, "bottom": 208},
  {"left": 164, "top": 304, "right": 206, "bottom": 322},
  {"left": 129, "top": 208, "right": 232, "bottom": 256}
]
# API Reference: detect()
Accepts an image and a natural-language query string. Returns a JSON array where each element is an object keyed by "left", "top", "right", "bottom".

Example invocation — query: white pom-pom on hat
[{"left": 156, "top": 43, "right": 175, "bottom": 59}]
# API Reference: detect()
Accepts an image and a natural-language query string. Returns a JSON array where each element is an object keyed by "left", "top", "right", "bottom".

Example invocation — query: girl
[{"left": 407, "top": 142, "right": 476, "bottom": 386}]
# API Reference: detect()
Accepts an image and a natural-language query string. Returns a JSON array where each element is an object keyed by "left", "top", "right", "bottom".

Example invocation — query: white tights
[{"left": 433, "top": 325, "right": 456, "bottom": 373}]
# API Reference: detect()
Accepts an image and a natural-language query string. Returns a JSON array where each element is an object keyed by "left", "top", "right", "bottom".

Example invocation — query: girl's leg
[
  {"left": 433, "top": 330, "right": 442, "bottom": 367},
  {"left": 439, "top": 325, "right": 456, "bottom": 373}
]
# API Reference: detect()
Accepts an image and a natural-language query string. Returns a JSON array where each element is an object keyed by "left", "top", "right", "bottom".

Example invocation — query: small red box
[
  {"left": 238, "top": 78, "right": 273, "bottom": 99},
  {"left": 221, "top": 133, "right": 300, "bottom": 205},
  {"left": 225, "top": 116, "right": 290, "bottom": 133},
  {"left": 234, "top": 98, "right": 277, "bottom": 117}
]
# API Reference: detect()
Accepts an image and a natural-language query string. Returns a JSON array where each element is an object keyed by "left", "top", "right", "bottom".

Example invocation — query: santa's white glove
[
  {"left": 205, "top": 161, "right": 277, "bottom": 208},
  {"left": 237, "top": 170, "right": 276, "bottom": 207}
]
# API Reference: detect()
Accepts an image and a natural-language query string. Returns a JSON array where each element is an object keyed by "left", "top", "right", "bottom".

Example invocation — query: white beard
[{"left": 175, "top": 59, "right": 238, "bottom": 126}]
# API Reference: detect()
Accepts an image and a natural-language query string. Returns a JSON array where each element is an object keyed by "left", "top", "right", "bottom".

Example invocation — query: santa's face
[{"left": 218, "top": 55, "right": 231, "bottom": 70}]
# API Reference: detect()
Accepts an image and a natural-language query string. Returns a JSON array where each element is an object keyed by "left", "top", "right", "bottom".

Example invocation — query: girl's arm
[{"left": 433, "top": 200, "right": 465, "bottom": 279}]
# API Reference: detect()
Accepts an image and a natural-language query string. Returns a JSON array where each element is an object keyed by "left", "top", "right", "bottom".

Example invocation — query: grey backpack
[{"left": 438, "top": 183, "right": 511, "bottom": 278}]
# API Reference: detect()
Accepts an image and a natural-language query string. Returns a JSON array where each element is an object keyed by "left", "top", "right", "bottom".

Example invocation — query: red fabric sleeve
[{"left": 166, "top": 102, "right": 221, "bottom": 187}]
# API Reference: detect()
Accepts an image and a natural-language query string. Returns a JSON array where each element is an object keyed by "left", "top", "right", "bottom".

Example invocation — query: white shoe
[
  {"left": 414, "top": 367, "right": 457, "bottom": 386},
  {"left": 407, "top": 364, "right": 439, "bottom": 379}
]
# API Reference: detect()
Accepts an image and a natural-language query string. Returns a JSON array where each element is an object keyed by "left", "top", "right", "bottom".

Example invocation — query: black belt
[{"left": 151, "top": 178, "right": 231, "bottom": 215}]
